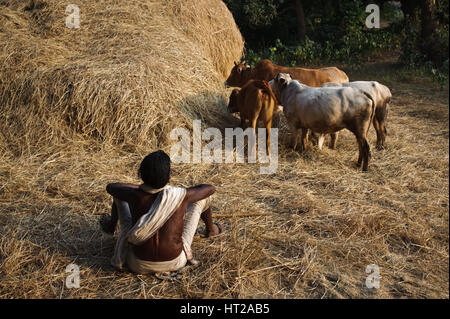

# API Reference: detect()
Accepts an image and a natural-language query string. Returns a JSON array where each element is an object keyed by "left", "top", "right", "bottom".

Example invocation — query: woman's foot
[
  {"left": 187, "top": 258, "right": 200, "bottom": 267},
  {"left": 206, "top": 223, "right": 223, "bottom": 238}
]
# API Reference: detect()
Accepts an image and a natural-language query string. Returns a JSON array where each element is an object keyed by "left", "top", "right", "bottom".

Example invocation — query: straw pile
[{"left": 0, "top": 0, "right": 244, "bottom": 152}]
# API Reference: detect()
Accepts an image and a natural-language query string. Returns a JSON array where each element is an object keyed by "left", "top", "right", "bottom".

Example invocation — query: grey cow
[
  {"left": 322, "top": 81, "right": 392, "bottom": 149},
  {"left": 270, "top": 73, "right": 376, "bottom": 171}
]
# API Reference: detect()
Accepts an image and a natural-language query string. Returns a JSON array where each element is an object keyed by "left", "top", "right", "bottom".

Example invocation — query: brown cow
[
  {"left": 227, "top": 80, "right": 279, "bottom": 155},
  {"left": 224, "top": 59, "right": 349, "bottom": 88},
  {"left": 319, "top": 67, "right": 349, "bottom": 83}
]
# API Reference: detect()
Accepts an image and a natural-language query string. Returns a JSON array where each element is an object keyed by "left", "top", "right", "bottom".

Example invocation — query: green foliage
[
  {"left": 242, "top": 0, "right": 278, "bottom": 27},
  {"left": 245, "top": 29, "right": 397, "bottom": 68},
  {"left": 399, "top": 1, "right": 449, "bottom": 86},
  {"left": 223, "top": 0, "right": 291, "bottom": 48},
  {"left": 381, "top": 1, "right": 404, "bottom": 23}
]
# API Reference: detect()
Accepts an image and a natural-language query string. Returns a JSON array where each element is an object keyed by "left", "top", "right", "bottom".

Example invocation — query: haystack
[{"left": 0, "top": 0, "right": 244, "bottom": 153}]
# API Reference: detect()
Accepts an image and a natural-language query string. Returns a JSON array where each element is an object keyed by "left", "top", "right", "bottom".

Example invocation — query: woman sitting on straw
[{"left": 100, "top": 150, "right": 222, "bottom": 274}]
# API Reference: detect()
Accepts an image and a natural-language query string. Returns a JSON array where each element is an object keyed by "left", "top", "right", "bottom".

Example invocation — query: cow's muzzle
[{"left": 227, "top": 105, "right": 237, "bottom": 113}]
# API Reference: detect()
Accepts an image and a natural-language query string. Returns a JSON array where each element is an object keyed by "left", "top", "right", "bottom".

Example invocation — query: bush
[
  {"left": 241, "top": 0, "right": 399, "bottom": 68},
  {"left": 400, "top": 22, "right": 449, "bottom": 86},
  {"left": 245, "top": 26, "right": 398, "bottom": 68}
]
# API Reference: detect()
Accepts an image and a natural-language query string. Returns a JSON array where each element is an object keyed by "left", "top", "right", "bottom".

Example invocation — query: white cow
[
  {"left": 270, "top": 73, "right": 376, "bottom": 171},
  {"left": 322, "top": 81, "right": 392, "bottom": 149}
]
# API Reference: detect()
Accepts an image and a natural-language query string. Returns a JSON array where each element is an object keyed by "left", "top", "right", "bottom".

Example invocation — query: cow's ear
[
  {"left": 279, "top": 77, "right": 288, "bottom": 89},
  {"left": 234, "top": 61, "right": 238, "bottom": 66}
]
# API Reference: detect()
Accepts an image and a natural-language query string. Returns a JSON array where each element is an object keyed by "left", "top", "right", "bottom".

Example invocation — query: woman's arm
[
  {"left": 185, "top": 184, "right": 216, "bottom": 204},
  {"left": 106, "top": 183, "right": 139, "bottom": 202}
]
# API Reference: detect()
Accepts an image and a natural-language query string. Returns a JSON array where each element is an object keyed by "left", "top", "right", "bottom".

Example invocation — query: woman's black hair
[{"left": 138, "top": 150, "right": 171, "bottom": 189}]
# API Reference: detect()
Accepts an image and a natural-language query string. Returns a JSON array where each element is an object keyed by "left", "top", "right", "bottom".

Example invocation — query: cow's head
[
  {"left": 224, "top": 61, "right": 251, "bottom": 88},
  {"left": 270, "top": 73, "right": 291, "bottom": 101},
  {"left": 227, "top": 89, "right": 240, "bottom": 113}
]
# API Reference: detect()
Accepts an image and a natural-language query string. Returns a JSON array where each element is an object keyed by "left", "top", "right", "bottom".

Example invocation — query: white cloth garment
[{"left": 181, "top": 196, "right": 211, "bottom": 260}]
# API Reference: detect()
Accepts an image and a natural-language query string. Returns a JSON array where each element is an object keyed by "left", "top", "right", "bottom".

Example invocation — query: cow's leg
[
  {"left": 240, "top": 118, "right": 248, "bottom": 130},
  {"left": 264, "top": 119, "right": 272, "bottom": 156},
  {"left": 361, "top": 137, "right": 370, "bottom": 171},
  {"left": 330, "top": 132, "right": 339, "bottom": 149},
  {"left": 356, "top": 137, "right": 363, "bottom": 167},
  {"left": 290, "top": 128, "right": 302, "bottom": 151},
  {"left": 317, "top": 134, "right": 325, "bottom": 150},
  {"left": 361, "top": 119, "right": 372, "bottom": 171},
  {"left": 292, "top": 131, "right": 299, "bottom": 151},
  {"left": 379, "top": 120, "right": 387, "bottom": 148},
  {"left": 350, "top": 120, "right": 371, "bottom": 171},
  {"left": 374, "top": 104, "right": 389, "bottom": 150},
  {"left": 259, "top": 102, "right": 273, "bottom": 156},
  {"left": 285, "top": 119, "right": 299, "bottom": 151},
  {"left": 249, "top": 116, "right": 258, "bottom": 159},
  {"left": 354, "top": 133, "right": 371, "bottom": 171},
  {"left": 372, "top": 116, "right": 383, "bottom": 150},
  {"left": 378, "top": 106, "right": 388, "bottom": 149},
  {"left": 310, "top": 131, "right": 318, "bottom": 145},
  {"left": 355, "top": 136, "right": 370, "bottom": 171},
  {"left": 300, "top": 128, "right": 309, "bottom": 152}
]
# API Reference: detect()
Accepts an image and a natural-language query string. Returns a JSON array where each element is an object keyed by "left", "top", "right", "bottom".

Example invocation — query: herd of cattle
[{"left": 225, "top": 59, "right": 392, "bottom": 171}]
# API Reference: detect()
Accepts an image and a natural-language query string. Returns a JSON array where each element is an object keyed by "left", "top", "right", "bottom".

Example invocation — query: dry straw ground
[{"left": 0, "top": 1, "right": 448, "bottom": 298}]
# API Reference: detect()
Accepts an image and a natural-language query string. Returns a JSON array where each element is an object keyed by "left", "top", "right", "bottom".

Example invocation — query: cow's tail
[
  {"left": 262, "top": 80, "right": 279, "bottom": 108},
  {"left": 362, "top": 91, "right": 376, "bottom": 137},
  {"left": 254, "top": 80, "right": 278, "bottom": 111},
  {"left": 382, "top": 96, "right": 390, "bottom": 136}
]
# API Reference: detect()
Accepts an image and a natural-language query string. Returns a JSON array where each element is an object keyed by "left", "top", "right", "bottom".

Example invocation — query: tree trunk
[
  {"left": 294, "top": 0, "right": 306, "bottom": 41},
  {"left": 420, "top": 0, "right": 437, "bottom": 40},
  {"left": 419, "top": 0, "right": 440, "bottom": 64},
  {"left": 401, "top": 0, "right": 418, "bottom": 26}
]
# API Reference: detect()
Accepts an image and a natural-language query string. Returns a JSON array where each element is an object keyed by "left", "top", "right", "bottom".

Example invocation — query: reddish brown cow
[
  {"left": 225, "top": 59, "right": 349, "bottom": 88},
  {"left": 228, "top": 80, "right": 279, "bottom": 155},
  {"left": 319, "top": 67, "right": 349, "bottom": 83}
]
